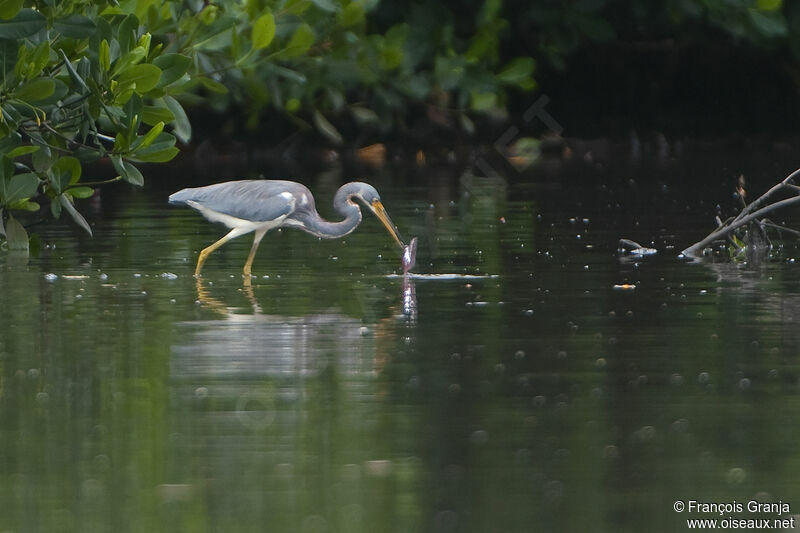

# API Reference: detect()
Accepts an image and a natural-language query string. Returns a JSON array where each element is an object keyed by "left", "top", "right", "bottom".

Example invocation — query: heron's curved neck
[{"left": 306, "top": 199, "right": 362, "bottom": 239}]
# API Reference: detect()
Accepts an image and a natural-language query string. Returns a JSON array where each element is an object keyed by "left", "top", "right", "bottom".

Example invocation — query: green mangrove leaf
[
  {"left": 748, "top": 9, "right": 787, "bottom": 37},
  {"left": 497, "top": 56, "right": 535, "bottom": 87},
  {"left": 282, "top": 23, "right": 314, "bottom": 57},
  {"left": 131, "top": 146, "right": 179, "bottom": 163},
  {"left": 60, "top": 194, "right": 92, "bottom": 236},
  {"left": 117, "top": 14, "right": 140, "bottom": 54},
  {"left": 14, "top": 77, "right": 55, "bottom": 101},
  {"left": 252, "top": 12, "right": 276, "bottom": 50},
  {"left": 0, "top": 163, "right": 6, "bottom": 199},
  {"left": 283, "top": 0, "right": 312, "bottom": 16},
  {"left": 93, "top": 16, "right": 112, "bottom": 46},
  {"left": 29, "top": 41, "right": 49, "bottom": 77},
  {"left": 50, "top": 197, "right": 61, "bottom": 218},
  {"left": 197, "top": 76, "right": 228, "bottom": 93},
  {"left": 14, "top": 199, "right": 38, "bottom": 211},
  {"left": 459, "top": 112, "right": 475, "bottom": 135},
  {"left": 67, "top": 186, "right": 94, "bottom": 199},
  {"left": 267, "top": 64, "right": 307, "bottom": 83},
  {"left": 757, "top": 0, "right": 782, "bottom": 11},
  {"left": 313, "top": 110, "right": 343, "bottom": 145},
  {"left": 114, "top": 131, "right": 130, "bottom": 152},
  {"left": 192, "top": 17, "right": 236, "bottom": 51},
  {"left": 31, "top": 144, "right": 52, "bottom": 173},
  {"left": 310, "top": 0, "right": 338, "bottom": 12},
  {"left": 0, "top": 9, "right": 45, "bottom": 39},
  {"left": 434, "top": 56, "right": 466, "bottom": 91},
  {"left": 339, "top": 2, "right": 365, "bottom": 27},
  {"left": 231, "top": 23, "right": 241, "bottom": 57},
  {"left": 35, "top": 78, "right": 68, "bottom": 106},
  {"left": 60, "top": 50, "right": 89, "bottom": 92},
  {"left": 0, "top": 0, "right": 23, "bottom": 20},
  {"left": 111, "top": 155, "right": 144, "bottom": 186},
  {"left": 130, "top": 132, "right": 178, "bottom": 162},
  {"left": 113, "top": 83, "right": 136, "bottom": 105},
  {"left": 379, "top": 46, "right": 403, "bottom": 70},
  {"left": 137, "top": 32, "right": 151, "bottom": 55},
  {"left": 123, "top": 92, "right": 143, "bottom": 131},
  {"left": 14, "top": 42, "right": 27, "bottom": 78},
  {"left": 163, "top": 96, "right": 191, "bottom": 144},
  {"left": 470, "top": 91, "right": 497, "bottom": 111},
  {"left": 198, "top": 4, "right": 218, "bottom": 25},
  {"left": 52, "top": 156, "right": 81, "bottom": 185},
  {"left": 99, "top": 39, "right": 110, "bottom": 72},
  {"left": 6, "top": 145, "right": 38, "bottom": 158},
  {"left": 131, "top": 121, "right": 164, "bottom": 151},
  {"left": 4, "top": 172, "right": 38, "bottom": 204},
  {"left": 5, "top": 213, "right": 28, "bottom": 252},
  {"left": 53, "top": 14, "right": 96, "bottom": 39},
  {"left": 112, "top": 46, "right": 147, "bottom": 77},
  {"left": 350, "top": 106, "right": 380, "bottom": 125},
  {"left": 142, "top": 105, "right": 174, "bottom": 125},
  {"left": 153, "top": 53, "right": 191, "bottom": 87},
  {"left": 117, "top": 63, "right": 162, "bottom": 94}
]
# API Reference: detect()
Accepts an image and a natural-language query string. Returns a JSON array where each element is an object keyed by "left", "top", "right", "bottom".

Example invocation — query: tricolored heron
[{"left": 169, "top": 180, "right": 404, "bottom": 277}]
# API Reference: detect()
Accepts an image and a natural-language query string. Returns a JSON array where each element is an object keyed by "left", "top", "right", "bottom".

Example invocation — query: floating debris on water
[
  {"left": 44, "top": 273, "right": 58, "bottom": 281},
  {"left": 613, "top": 284, "right": 636, "bottom": 291},
  {"left": 618, "top": 238, "right": 657, "bottom": 256},
  {"left": 62, "top": 275, "right": 89, "bottom": 280},
  {"left": 160, "top": 272, "right": 178, "bottom": 280}
]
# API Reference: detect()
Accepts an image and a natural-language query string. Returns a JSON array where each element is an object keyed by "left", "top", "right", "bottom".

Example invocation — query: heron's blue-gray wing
[{"left": 170, "top": 180, "right": 306, "bottom": 222}]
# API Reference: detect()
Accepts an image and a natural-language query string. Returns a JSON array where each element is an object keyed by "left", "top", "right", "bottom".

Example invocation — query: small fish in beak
[{"left": 402, "top": 237, "right": 417, "bottom": 273}]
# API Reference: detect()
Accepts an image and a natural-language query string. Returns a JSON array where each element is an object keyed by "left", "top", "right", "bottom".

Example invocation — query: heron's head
[{"left": 344, "top": 182, "right": 404, "bottom": 249}]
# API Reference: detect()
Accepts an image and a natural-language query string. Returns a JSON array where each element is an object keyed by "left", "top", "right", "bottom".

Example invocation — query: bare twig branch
[
  {"left": 682, "top": 191, "right": 800, "bottom": 257},
  {"left": 731, "top": 168, "right": 800, "bottom": 224},
  {"left": 761, "top": 220, "right": 800, "bottom": 238}
]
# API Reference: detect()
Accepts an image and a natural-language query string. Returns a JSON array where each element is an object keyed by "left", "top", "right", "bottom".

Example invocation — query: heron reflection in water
[{"left": 169, "top": 180, "right": 405, "bottom": 277}]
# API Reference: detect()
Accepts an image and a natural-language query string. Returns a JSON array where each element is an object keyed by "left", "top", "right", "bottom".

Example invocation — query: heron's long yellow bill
[{"left": 370, "top": 200, "right": 404, "bottom": 249}]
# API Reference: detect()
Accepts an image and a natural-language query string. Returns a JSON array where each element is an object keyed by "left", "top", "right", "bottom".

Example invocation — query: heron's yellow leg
[
  {"left": 195, "top": 228, "right": 247, "bottom": 277},
  {"left": 243, "top": 229, "right": 268, "bottom": 278}
]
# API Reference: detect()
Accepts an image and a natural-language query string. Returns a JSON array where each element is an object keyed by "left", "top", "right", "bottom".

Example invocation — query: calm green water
[{"left": 2, "top": 160, "right": 800, "bottom": 532}]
